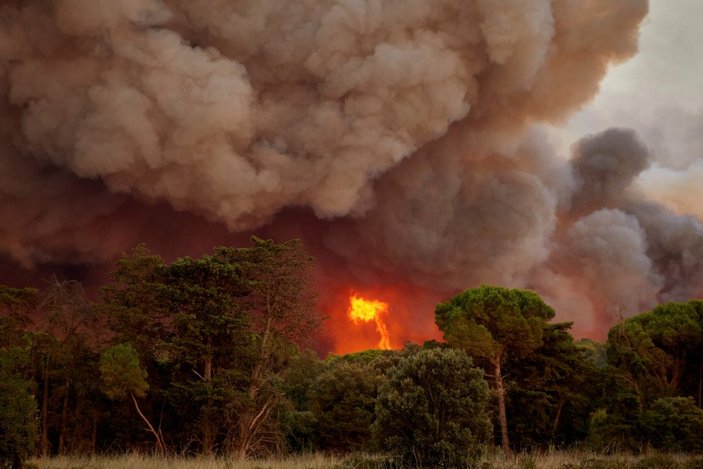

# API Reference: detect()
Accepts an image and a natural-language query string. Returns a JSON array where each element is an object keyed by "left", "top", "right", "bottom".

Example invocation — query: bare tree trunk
[
  {"left": 552, "top": 398, "right": 564, "bottom": 438},
  {"left": 58, "top": 380, "right": 70, "bottom": 454},
  {"left": 130, "top": 393, "right": 166, "bottom": 455},
  {"left": 232, "top": 318, "right": 274, "bottom": 459},
  {"left": 202, "top": 354, "right": 215, "bottom": 455},
  {"left": 233, "top": 399, "right": 273, "bottom": 460},
  {"left": 91, "top": 415, "right": 98, "bottom": 454},
  {"left": 670, "top": 358, "right": 684, "bottom": 395},
  {"left": 493, "top": 357, "right": 511, "bottom": 455},
  {"left": 233, "top": 421, "right": 250, "bottom": 460},
  {"left": 41, "top": 356, "right": 50, "bottom": 457}
]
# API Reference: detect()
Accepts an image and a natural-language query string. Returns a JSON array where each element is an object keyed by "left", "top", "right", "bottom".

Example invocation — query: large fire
[{"left": 347, "top": 294, "right": 392, "bottom": 350}]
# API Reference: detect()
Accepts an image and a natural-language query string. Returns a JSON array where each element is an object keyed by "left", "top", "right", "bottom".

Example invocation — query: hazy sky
[
  {"left": 566, "top": 0, "right": 703, "bottom": 136},
  {"left": 556, "top": 0, "right": 703, "bottom": 217}
]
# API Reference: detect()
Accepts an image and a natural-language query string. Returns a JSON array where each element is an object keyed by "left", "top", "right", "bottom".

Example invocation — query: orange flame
[{"left": 348, "top": 294, "right": 392, "bottom": 350}]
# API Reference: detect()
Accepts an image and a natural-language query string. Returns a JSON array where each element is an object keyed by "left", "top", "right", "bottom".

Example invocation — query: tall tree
[
  {"left": 100, "top": 247, "right": 177, "bottom": 453},
  {"left": 100, "top": 245, "right": 170, "bottom": 360},
  {"left": 435, "top": 285, "right": 555, "bottom": 454},
  {"left": 224, "top": 237, "right": 321, "bottom": 458},
  {"left": 99, "top": 238, "right": 321, "bottom": 457},
  {"left": 505, "top": 322, "right": 601, "bottom": 449},
  {"left": 161, "top": 253, "right": 252, "bottom": 455},
  {"left": 35, "top": 277, "right": 100, "bottom": 455}
]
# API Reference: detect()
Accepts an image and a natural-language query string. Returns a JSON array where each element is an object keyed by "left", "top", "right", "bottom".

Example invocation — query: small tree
[
  {"left": 375, "top": 348, "right": 491, "bottom": 468},
  {"left": 99, "top": 344, "right": 165, "bottom": 454},
  {"left": 435, "top": 285, "right": 555, "bottom": 453}
]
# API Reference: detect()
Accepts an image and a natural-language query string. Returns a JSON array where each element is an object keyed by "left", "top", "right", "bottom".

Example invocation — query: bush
[
  {"left": 642, "top": 397, "right": 703, "bottom": 453},
  {"left": 374, "top": 347, "right": 491, "bottom": 468},
  {"left": 309, "top": 361, "right": 382, "bottom": 451}
]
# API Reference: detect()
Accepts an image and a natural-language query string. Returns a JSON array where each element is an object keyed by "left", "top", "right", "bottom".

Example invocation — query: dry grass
[
  {"left": 28, "top": 450, "right": 703, "bottom": 469},
  {"left": 479, "top": 449, "right": 702, "bottom": 469},
  {"left": 29, "top": 453, "right": 342, "bottom": 469}
]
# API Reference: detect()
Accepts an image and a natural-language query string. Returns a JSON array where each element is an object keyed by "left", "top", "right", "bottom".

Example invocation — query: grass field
[{"left": 27, "top": 451, "right": 703, "bottom": 469}]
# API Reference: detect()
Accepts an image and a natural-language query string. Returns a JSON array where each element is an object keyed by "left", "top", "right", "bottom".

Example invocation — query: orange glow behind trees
[{"left": 347, "top": 294, "right": 392, "bottom": 350}]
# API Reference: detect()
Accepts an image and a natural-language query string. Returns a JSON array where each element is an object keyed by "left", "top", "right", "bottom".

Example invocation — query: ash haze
[{"left": 0, "top": 0, "right": 700, "bottom": 351}]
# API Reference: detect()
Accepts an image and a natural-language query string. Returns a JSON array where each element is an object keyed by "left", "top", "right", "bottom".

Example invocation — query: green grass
[{"left": 28, "top": 451, "right": 703, "bottom": 469}]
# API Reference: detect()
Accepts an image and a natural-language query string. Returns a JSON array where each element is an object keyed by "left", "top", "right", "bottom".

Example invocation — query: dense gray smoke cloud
[
  {"left": 533, "top": 129, "right": 703, "bottom": 333},
  {"left": 569, "top": 128, "right": 651, "bottom": 215},
  {"left": 2, "top": 0, "right": 699, "bottom": 342}
]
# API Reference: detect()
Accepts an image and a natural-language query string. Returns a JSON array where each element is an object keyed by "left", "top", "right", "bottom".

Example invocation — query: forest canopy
[{"left": 1, "top": 239, "right": 702, "bottom": 468}]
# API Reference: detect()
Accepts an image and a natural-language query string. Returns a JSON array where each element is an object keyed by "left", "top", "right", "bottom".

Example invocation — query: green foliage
[
  {"left": 308, "top": 361, "right": 382, "bottom": 452},
  {"left": 32, "top": 277, "right": 104, "bottom": 456},
  {"left": 5, "top": 249, "right": 703, "bottom": 462},
  {"left": 0, "top": 316, "right": 38, "bottom": 469},
  {"left": 97, "top": 238, "right": 321, "bottom": 456},
  {"left": 282, "top": 350, "right": 325, "bottom": 411},
  {"left": 642, "top": 397, "right": 703, "bottom": 452},
  {"left": 587, "top": 409, "right": 612, "bottom": 452},
  {"left": 507, "top": 323, "right": 602, "bottom": 449},
  {"left": 607, "top": 300, "right": 703, "bottom": 403},
  {"left": 577, "top": 339, "right": 608, "bottom": 369},
  {"left": 0, "top": 377, "right": 37, "bottom": 469},
  {"left": 0, "top": 286, "right": 38, "bottom": 320},
  {"left": 598, "top": 300, "right": 703, "bottom": 452},
  {"left": 101, "top": 245, "right": 170, "bottom": 359},
  {"left": 281, "top": 351, "right": 325, "bottom": 452},
  {"left": 100, "top": 344, "right": 148, "bottom": 400},
  {"left": 435, "top": 285, "right": 555, "bottom": 363},
  {"left": 587, "top": 383, "right": 646, "bottom": 453},
  {"left": 161, "top": 251, "right": 255, "bottom": 452},
  {"left": 436, "top": 285, "right": 556, "bottom": 453},
  {"left": 375, "top": 347, "right": 491, "bottom": 468}
]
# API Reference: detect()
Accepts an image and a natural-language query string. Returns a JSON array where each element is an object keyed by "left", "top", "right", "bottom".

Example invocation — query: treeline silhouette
[{"left": 1, "top": 239, "right": 702, "bottom": 468}]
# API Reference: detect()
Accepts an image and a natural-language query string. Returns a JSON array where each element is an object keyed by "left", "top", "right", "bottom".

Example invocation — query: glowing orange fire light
[{"left": 347, "top": 294, "right": 392, "bottom": 350}]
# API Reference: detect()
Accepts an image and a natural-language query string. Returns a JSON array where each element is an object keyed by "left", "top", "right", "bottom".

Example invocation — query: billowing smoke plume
[
  {"left": 534, "top": 128, "right": 703, "bottom": 335},
  {"left": 1, "top": 0, "right": 699, "bottom": 348}
]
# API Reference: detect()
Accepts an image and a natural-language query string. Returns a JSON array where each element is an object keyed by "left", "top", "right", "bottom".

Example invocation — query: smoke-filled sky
[
  {"left": 562, "top": 0, "right": 703, "bottom": 220},
  {"left": 1, "top": 0, "right": 701, "bottom": 352}
]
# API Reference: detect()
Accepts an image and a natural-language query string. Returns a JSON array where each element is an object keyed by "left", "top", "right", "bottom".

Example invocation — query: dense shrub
[
  {"left": 308, "top": 361, "right": 382, "bottom": 451},
  {"left": 642, "top": 397, "right": 703, "bottom": 453},
  {"left": 375, "top": 347, "right": 491, "bottom": 468}
]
